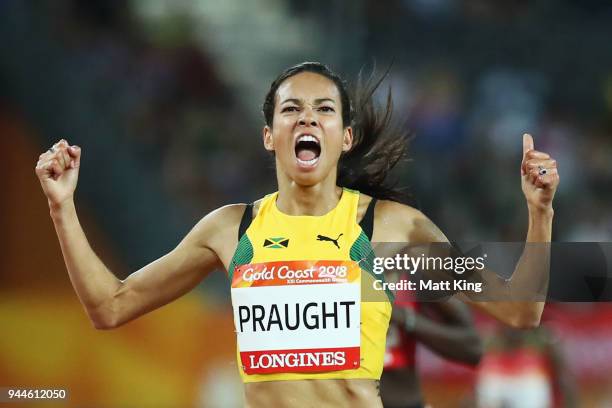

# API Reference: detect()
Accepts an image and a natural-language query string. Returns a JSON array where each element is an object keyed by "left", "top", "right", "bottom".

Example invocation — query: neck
[{"left": 276, "top": 170, "right": 342, "bottom": 216}]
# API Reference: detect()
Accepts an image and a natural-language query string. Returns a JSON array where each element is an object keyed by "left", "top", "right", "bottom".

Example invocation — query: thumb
[
  {"left": 522, "top": 133, "right": 534, "bottom": 156},
  {"left": 67, "top": 145, "right": 81, "bottom": 168}
]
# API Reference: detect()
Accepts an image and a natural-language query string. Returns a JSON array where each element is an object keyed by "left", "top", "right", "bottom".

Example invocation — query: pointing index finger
[{"left": 523, "top": 133, "right": 534, "bottom": 156}]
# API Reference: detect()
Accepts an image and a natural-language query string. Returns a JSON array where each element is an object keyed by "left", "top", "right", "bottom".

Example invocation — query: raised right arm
[{"left": 36, "top": 140, "right": 238, "bottom": 329}]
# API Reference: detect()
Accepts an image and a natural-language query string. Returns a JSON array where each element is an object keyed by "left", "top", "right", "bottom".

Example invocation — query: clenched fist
[
  {"left": 521, "top": 133, "right": 560, "bottom": 212},
  {"left": 35, "top": 139, "right": 81, "bottom": 208}
]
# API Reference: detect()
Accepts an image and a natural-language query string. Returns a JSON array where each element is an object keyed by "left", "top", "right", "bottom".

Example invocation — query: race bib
[{"left": 231, "top": 260, "right": 361, "bottom": 375}]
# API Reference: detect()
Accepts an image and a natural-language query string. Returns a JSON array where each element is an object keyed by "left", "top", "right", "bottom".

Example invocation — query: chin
[
  {"left": 279, "top": 154, "right": 333, "bottom": 186},
  {"left": 290, "top": 172, "right": 323, "bottom": 187}
]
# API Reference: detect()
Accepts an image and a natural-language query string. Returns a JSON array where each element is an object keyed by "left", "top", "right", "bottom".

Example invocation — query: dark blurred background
[{"left": 1, "top": 0, "right": 611, "bottom": 407}]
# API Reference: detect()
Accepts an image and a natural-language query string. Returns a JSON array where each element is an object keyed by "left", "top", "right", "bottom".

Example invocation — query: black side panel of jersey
[
  {"left": 359, "top": 198, "right": 377, "bottom": 241},
  {"left": 238, "top": 203, "right": 254, "bottom": 240}
]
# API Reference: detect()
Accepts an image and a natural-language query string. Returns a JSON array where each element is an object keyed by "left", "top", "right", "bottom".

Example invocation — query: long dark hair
[{"left": 262, "top": 62, "right": 410, "bottom": 202}]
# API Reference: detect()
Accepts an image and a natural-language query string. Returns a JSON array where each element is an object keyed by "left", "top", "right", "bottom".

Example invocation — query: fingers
[
  {"left": 50, "top": 158, "right": 63, "bottom": 179},
  {"left": 524, "top": 158, "right": 557, "bottom": 174},
  {"left": 58, "top": 147, "right": 71, "bottom": 169},
  {"left": 35, "top": 139, "right": 81, "bottom": 178},
  {"left": 53, "top": 139, "right": 71, "bottom": 168},
  {"left": 524, "top": 156, "right": 559, "bottom": 189},
  {"left": 67, "top": 145, "right": 81, "bottom": 168},
  {"left": 521, "top": 136, "right": 551, "bottom": 175},
  {"left": 519, "top": 133, "right": 560, "bottom": 191},
  {"left": 524, "top": 150, "right": 550, "bottom": 160},
  {"left": 528, "top": 167, "right": 559, "bottom": 189},
  {"left": 35, "top": 157, "right": 63, "bottom": 180}
]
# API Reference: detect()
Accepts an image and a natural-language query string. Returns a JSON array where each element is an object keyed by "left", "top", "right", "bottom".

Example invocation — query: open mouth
[{"left": 294, "top": 134, "right": 321, "bottom": 167}]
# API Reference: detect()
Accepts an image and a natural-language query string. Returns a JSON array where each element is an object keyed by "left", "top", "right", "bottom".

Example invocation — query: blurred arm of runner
[
  {"left": 544, "top": 329, "right": 579, "bottom": 408},
  {"left": 35, "top": 139, "right": 238, "bottom": 329},
  {"left": 392, "top": 300, "right": 482, "bottom": 365}
]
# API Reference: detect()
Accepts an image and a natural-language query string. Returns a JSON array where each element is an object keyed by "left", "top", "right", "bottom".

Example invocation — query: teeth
[
  {"left": 297, "top": 157, "right": 319, "bottom": 166},
  {"left": 297, "top": 135, "right": 319, "bottom": 144}
]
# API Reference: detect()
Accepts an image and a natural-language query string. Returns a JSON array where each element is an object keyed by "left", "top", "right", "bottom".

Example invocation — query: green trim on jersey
[
  {"left": 350, "top": 231, "right": 394, "bottom": 302},
  {"left": 229, "top": 233, "right": 254, "bottom": 282}
]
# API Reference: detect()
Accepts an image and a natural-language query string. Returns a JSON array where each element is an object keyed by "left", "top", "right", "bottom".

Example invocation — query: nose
[{"left": 298, "top": 108, "right": 318, "bottom": 127}]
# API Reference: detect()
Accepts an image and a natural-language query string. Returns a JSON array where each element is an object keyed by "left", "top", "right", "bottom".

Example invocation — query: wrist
[
  {"left": 49, "top": 199, "right": 76, "bottom": 220},
  {"left": 527, "top": 204, "right": 554, "bottom": 219}
]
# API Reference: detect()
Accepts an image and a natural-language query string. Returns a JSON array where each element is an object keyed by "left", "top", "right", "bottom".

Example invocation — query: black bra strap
[
  {"left": 359, "top": 198, "right": 377, "bottom": 241},
  {"left": 238, "top": 203, "right": 254, "bottom": 240}
]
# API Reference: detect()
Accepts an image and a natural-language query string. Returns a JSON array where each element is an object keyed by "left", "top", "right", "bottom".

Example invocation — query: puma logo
[{"left": 317, "top": 233, "right": 343, "bottom": 249}]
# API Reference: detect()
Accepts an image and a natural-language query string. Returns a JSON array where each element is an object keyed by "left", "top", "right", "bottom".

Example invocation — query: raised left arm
[
  {"left": 467, "top": 134, "right": 559, "bottom": 327},
  {"left": 381, "top": 134, "right": 559, "bottom": 328}
]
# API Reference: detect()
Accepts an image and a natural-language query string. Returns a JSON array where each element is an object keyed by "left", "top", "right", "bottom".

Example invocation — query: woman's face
[{"left": 263, "top": 72, "right": 352, "bottom": 186}]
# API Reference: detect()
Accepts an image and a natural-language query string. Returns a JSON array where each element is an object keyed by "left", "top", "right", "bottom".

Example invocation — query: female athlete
[{"left": 35, "top": 62, "right": 559, "bottom": 408}]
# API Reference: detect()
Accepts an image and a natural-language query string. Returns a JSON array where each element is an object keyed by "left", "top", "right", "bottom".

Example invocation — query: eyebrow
[{"left": 280, "top": 98, "right": 336, "bottom": 105}]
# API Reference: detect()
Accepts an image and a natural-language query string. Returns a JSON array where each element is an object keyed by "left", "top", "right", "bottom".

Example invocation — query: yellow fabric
[{"left": 232, "top": 188, "right": 391, "bottom": 383}]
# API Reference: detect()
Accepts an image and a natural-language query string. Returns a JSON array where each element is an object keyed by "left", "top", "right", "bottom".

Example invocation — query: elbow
[
  {"left": 91, "top": 311, "right": 123, "bottom": 330},
  {"left": 89, "top": 283, "right": 129, "bottom": 330},
  {"left": 467, "top": 337, "right": 484, "bottom": 366},
  {"left": 501, "top": 302, "right": 544, "bottom": 329},
  {"left": 90, "top": 312, "right": 120, "bottom": 330},
  {"left": 92, "top": 319, "right": 115, "bottom": 330},
  {"left": 88, "top": 300, "right": 121, "bottom": 330}
]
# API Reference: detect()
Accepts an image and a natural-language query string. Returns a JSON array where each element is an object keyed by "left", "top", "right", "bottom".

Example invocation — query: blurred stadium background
[{"left": 1, "top": 0, "right": 611, "bottom": 407}]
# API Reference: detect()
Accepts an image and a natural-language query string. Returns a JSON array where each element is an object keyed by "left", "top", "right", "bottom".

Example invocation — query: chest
[{"left": 245, "top": 209, "right": 363, "bottom": 264}]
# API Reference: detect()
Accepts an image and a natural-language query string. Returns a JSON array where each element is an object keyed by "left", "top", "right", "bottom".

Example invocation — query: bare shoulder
[
  {"left": 186, "top": 203, "right": 248, "bottom": 251},
  {"left": 197, "top": 203, "right": 246, "bottom": 232},
  {"left": 180, "top": 203, "right": 250, "bottom": 272},
  {"left": 372, "top": 199, "right": 449, "bottom": 244},
  {"left": 201, "top": 196, "right": 266, "bottom": 234},
  {"left": 195, "top": 195, "right": 269, "bottom": 241}
]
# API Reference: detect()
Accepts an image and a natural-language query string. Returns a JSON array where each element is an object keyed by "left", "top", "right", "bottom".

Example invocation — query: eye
[
  {"left": 281, "top": 106, "right": 299, "bottom": 113},
  {"left": 318, "top": 106, "right": 335, "bottom": 112}
]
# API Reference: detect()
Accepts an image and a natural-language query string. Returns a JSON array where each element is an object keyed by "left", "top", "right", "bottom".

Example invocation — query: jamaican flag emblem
[{"left": 263, "top": 237, "right": 289, "bottom": 249}]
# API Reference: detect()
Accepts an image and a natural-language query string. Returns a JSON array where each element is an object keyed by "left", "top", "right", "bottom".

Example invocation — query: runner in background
[
  {"left": 383, "top": 294, "right": 483, "bottom": 408},
  {"left": 476, "top": 325, "right": 577, "bottom": 408}
]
